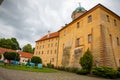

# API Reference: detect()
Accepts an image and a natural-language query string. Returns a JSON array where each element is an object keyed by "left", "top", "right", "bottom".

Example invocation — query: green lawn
[{"left": 0, "top": 63, "right": 57, "bottom": 72}]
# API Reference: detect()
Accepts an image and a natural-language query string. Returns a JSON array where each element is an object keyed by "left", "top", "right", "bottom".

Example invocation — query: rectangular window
[
  {"left": 106, "top": 15, "right": 110, "bottom": 22},
  {"left": 76, "top": 38, "right": 80, "bottom": 47},
  {"left": 51, "top": 58, "right": 54, "bottom": 62},
  {"left": 51, "top": 43, "right": 53, "bottom": 47},
  {"left": 48, "top": 44, "right": 50, "bottom": 47},
  {"left": 88, "top": 34, "right": 92, "bottom": 43},
  {"left": 55, "top": 43, "right": 57, "bottom": 46},
  {"left": 42, "top": 51, "right": 44, "bottom": 54},
  {"left": 114, "top": 19, "right": 117, "bottom": 26},
  {"left": 77, "top": 22, "right": 80, "bottom": 28},
  {"left": 64, "top": 30, "right": 66, "bottom": 36},
  {"left": 88, "top": 15, "right": 92, "bottom": 23},
  {"left": 55, "top": 50, "right": 56, "bottom": 54},
  {"left": 117, "top": 37, "right": 119, "bottom": 46}
]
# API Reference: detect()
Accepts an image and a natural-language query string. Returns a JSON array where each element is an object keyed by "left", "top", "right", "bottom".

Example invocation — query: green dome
[{"left": 75, "top": 6, "right": 86, "bottom": 12}]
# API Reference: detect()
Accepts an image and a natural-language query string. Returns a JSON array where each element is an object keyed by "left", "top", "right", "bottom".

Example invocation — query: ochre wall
[{"left": 34, "top": 37, "right": 59, "bottom": 66}]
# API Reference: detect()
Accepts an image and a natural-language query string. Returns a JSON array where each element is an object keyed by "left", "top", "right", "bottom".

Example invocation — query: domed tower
[{"left": 71, "top": 4, "right": 87, "bottom": 20}]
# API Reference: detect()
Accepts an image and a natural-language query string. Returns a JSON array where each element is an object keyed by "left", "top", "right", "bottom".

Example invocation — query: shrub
[
  {"left": 47, "top": 63, "right": 54, "bottom": 68},
  {"left": 3, "top": 52, "right": 20, "bottom": 61},
  {"left": 80, "top": 49, "right": 93, "bottom": 73},
  {"left": 92, "top": 66, "right": 119, "bottom": 79},
  {"left": 31, "top": 56, "right": 42, "bottom": 66},
  {"left": 76, "top": 69, "right": 89, "bottom": 75},
  {"left": 117, "top": 67, "right": 120, "bottom": 72},
  {"left": 57, "top": 66, "right": 66, "bottom": 71}
]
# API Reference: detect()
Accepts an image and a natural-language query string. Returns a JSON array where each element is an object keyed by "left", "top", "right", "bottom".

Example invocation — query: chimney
[{"left": 47, "top": 31, "right": 50, "bottom": 38}]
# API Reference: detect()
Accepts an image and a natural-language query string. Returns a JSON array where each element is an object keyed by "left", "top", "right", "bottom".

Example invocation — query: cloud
[{"left": 0, "top": 0, "right": 120, "bottom": 48}]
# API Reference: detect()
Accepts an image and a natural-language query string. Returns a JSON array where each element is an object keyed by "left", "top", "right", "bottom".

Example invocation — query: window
[
  {"left": 55, "top": 43, "right": 57, "bottom": 46},
  {"left": 40, "top": 46, "right": 41, "bottom": 49},
  {"left": 39, "top": 51, "right": 40, "bottom": 54},
  {"left": 42, "top": 51, "right": 44, "bottom": 54},
  {"left": 88, "top": 15, "right": 92, "bottom": 23},
  {"left": 76, "top": 38, "right": 80, "bottom": 47},
  {"left": 117, "top": 37, "right": 119, "bottom": 46},
  {"left": 51, "top": 43, "right": 53, "bottom": 47},
  {"left": 51, "top": 50, "right": 52, "bottom": 54},
  {"left": 51, "top": 58, "right": 54, "bottom": 62},
  {"left": 55, "top": 50, "right": 57, "bottom": 54},
  {"left": 88, "top": 34, "right": 92, "bottom": 43},
  {"left": 64, "top": 30, "right": 66, "bottom": 36},
  {"left": 114, "top": 19, "right": 117, "bottom": 26},
  {"left": 106, "top": 15, "right": 110, "bottom": 22},
  {"left": 77, "top": 22, "right": 80, "bottom": 28},
  {"left": 48, "top": 44, "right": 50, "bottom": 47}
]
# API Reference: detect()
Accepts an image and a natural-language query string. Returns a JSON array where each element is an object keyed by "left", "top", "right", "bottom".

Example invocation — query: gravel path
[{"left": 0, "top": 67, "right": 111, "bottom": 80}]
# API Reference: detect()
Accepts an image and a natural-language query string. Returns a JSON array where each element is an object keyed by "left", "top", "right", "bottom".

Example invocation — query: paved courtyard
[{"left": 0, "top": 67, "right": 111, "bottom": 80}]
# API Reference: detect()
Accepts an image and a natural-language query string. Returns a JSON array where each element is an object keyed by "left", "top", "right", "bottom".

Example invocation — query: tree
[
  {"left": 80, "top": 48, "right": 93, "bottom": 72},
  {"left": 31, "top": 56, "right": 42, "bottom": 66},
  {"left": 11, "top": 38, "right": 20, "bottom": 50},
  {"left": 0, "top": 38, "right": 20, "bottom": 50},
  {"left": 0, "top": 54, "right": 1, "bottom": 59},
  {"left": 3, "top": 52, "right": 20, "bottom": 61},
  {"left": 22, "top": 44, "right": 33, "bottom": 53}
]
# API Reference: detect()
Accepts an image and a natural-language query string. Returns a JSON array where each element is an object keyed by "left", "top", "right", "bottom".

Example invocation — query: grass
[{"left": 0, "top": 63, "right": 57, "bottom": 72}]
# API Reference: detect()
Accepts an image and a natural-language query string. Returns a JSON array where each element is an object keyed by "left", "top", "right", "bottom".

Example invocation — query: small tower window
[
  {"left": 106, "top": 15, "right": 110, "bottom": 22},
  {"left": 114, "top": 19, "right": 117, "bottom": 26},
  {"left": 117, "top": 37, "right": 119, "bottom": 46},
  {"left": 64, "top": 30, "right": 66, "bottom": 36},
  {"left": 88, "top": 34, "right": 92, "bottom": 43},
  {"left": 76, "top": 38, "right": 80, "bottom": 47},
  {"left": 88, "top": 15, "right": 92, "bottom": 23},
  {"left": 77, "top": 22, "right": 80, "bottom": 28}
]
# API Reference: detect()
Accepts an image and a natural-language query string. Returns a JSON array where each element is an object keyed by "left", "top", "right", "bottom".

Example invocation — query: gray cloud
[{"left": 0, "top": 0, "right": 120, "bottom": 48}]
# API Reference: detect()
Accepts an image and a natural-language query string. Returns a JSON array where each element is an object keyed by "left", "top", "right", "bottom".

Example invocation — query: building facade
[
  {"left": 34, "top": 4, "right": 120, "bottom": 69},
  {"left": 0, "top": 47, "right": 33, "bottom": 64},
  {"left": 34, "top": 32, "right": 59, "bottom": 66}
]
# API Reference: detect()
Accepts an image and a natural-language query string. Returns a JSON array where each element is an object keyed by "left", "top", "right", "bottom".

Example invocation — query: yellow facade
[
  {"left": 58, "top": 4, "right": 120, "bottom": 69},
  {"left": 34, "top": 4, "right": 120, "bottom": 69},
  {"left": 34, "top": 32, "right": 59, "bottom": 66}
]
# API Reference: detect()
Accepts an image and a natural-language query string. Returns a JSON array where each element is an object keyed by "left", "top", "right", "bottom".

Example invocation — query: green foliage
[
  {"left": 0, "top": 38, "right": 20, "bottom": 50},
  {"left": 3, "top": 52, "right": 20, "bottom": 61},
  {"left": 0, "top": 63, "right": 56, "bottom": 72},
  {"left": 80, "top": 48, "right": 93, "bottom": 73},
  {"left": 31, "top": 56, "right": 42, "bottom": 66},
  {"left": 117, "top": 67, "right": 120, "bottom": 72},
  {"left": 76, "top": 69, "right": 89, "bottom": 75},
  {"left": 22, "top": 44, "right": 34, "bottom": 53},
  {"left": 47, "top": 63, "right": 54, "bottom": 68},
  {"left": 0, "top": 54, "right": 1, "bottom": 59},
  {"left": 92, "top": 66, "right": 120, "bottom": 79},
  {"left": 57, "top": 66, "right": 78, "bottom": 73}
]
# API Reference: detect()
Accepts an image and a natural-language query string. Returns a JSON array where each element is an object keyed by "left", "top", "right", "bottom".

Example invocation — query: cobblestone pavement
[{"left": 0, "top": 67, "right": 111, "bottom": 80}]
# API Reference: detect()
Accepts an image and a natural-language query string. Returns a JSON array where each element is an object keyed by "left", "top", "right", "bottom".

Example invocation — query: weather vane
[{"left": 79, "top": 2, "right": 81, "bottom": 7}]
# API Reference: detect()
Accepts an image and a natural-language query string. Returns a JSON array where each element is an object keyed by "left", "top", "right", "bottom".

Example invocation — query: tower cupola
[{"left": 71, "top": 3, "right": 87, "bottom": 20}]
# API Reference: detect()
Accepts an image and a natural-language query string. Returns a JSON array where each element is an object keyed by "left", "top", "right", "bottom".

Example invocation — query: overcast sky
[{"left": 0, "top": 0, "right": 120, "bottom": 48}]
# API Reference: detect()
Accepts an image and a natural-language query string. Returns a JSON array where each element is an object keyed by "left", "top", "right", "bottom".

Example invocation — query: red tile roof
[
  {"left": 36, "top": 32, "right": 59, "bottom": 42},
  {"left": 19, "top": 51, "right": 33, "bottom": 58},
  {"left": 0, "top": 47, "right": 33, "bottom": 58}
]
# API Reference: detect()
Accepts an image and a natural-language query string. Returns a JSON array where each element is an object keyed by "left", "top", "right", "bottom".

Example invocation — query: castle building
[
  {"left": 34, "top": 4, "right": 120, "bottom": 69},
  {"left": 34, "top": 32, "right": 59, "bottom": 66}
]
